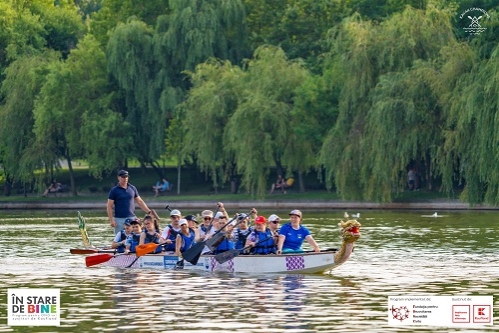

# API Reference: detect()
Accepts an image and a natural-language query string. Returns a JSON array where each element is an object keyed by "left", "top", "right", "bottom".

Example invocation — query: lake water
[{"left": 0, "top": 209, "right": 497, "bottom": 332}]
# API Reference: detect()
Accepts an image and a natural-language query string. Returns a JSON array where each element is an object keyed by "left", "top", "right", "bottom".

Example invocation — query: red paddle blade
[
  {"left": 85, "top": 254, "right": 114, "bottom": 267},
  {"left": 136, "top": 243, "right": 160, "bottom": 257},
  {"left": 70, "top": 248, "right": 98, "bottom": 255}
]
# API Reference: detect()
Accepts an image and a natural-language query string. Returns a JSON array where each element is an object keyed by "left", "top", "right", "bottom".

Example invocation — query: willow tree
[
  {"left": 32, "top": 35, "right": 119, "bottom": 194},
  {"left": 440, "top": 37, "right": 499, "bottom": 205},
  {"left": 152, "top": 0, "right": 248, "bottom": 119},
  {"left": 319, "top": 4, "right": 457, "bottom": 201},
  {"left": 181, "top": 59, "right": 244, "bottom": 191},
  {"left": 0, "top": 53, "right": 57, "bottom": 186},
  {"left": 107, "top": 19, "right": 165, "bottom": 171},
  {"left": 225, "top": 46, "right": 311, "bottom": 196}
]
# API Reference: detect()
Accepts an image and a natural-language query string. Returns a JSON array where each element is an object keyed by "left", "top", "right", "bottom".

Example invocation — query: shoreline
[{"left": 1, "top": 199, "right": 498, "bottom": 211}]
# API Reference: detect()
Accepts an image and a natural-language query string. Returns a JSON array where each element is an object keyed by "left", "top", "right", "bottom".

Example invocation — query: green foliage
[
  {"left": 90, "top": 0, "right": 170, "bottom": 46},
  {"left": 0, "top": 53, "right": 58, "bottom": 182},
  {"left": 319, "top": 4, "right": 457, "bottom": 202}
]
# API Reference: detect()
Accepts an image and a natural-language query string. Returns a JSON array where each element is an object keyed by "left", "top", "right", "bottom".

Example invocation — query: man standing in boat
[{"left": 107, "top": 169, "right": 156, "bottom": 235}]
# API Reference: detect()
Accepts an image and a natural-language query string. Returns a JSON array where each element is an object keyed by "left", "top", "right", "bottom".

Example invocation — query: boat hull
[{"left": 100, "top": 250, "right": 342, "bottom": 274}]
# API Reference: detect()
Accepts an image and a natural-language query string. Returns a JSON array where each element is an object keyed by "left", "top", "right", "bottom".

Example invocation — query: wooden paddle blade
[
  {"left": 135, "top": 243, "right": 160, "bottom": 257},
  {"left": 214, "top": 249, "right": 241, "bottom": 264},
  {"left": 85, "top": 254, "right": 114, "bottom": 267},
  {"left": 182, "top": 241, "right": 205, "bottom": 264},
  {"left": 70, "top": 248, "right": 97, "bottom": 255}
]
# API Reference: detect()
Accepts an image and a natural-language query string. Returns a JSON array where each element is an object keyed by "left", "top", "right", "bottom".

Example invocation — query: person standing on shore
[{"left": 107, "top": 170, "right": 156, "bottom": 235}]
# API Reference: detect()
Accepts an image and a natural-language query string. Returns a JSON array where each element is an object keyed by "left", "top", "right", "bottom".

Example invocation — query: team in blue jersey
[{"left": 109, "top": 200, "right": 320, "bottom": 257}]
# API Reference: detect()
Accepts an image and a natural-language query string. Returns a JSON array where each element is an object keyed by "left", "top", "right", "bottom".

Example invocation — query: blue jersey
[
  {"left": 108, "top": 183, "right": 139, "bottom": 218},
  {"left": 279, "top": 223, "right": 311, "bottom": 251}
]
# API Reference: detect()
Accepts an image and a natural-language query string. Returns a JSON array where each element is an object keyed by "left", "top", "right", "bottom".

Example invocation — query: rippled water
[{"left": 0, "top": 209, "right": 497, "bottom": 332}]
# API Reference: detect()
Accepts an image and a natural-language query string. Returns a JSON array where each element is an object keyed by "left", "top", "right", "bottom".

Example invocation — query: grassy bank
[{"left": 0, "top": 166, "right": 461, "bottom": 203}]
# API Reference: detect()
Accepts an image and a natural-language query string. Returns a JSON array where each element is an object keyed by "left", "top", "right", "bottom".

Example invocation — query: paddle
[
  {"left": 70, "top": 248, "right": 114, "bottom": 255},
  {"left": 85, "top": 253, "right": 127, "bottom": 267},
  {"left": 182, "top": 210, "right": 251, "bottom": 265},
  {"left": 214, "top": 236, "right": 274, "bottom": 264}
]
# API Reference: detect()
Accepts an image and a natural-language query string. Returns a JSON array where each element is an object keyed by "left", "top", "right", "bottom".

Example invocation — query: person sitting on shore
[
  {"left": 153, "top": 178, "right": 170, "bottom": 197},
  {"left": 139, "top": 215, "right": 162, "bottom": 253},
  {"left": 269, "top": 175, "right": 286, "bottom": 194},
  {"left": 42, "top": 180, "right": 61, "bottom": 197},
  {"left": 111, "top": 219, "right": 133, "bottom": 253}
]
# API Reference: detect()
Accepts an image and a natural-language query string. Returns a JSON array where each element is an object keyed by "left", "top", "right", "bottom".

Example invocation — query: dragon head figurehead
[{"left": 338, "top": 219, "right": 361, "bottom": 243}]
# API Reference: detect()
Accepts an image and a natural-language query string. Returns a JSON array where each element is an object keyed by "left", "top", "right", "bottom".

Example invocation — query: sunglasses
[
  {"left": 119, "top": 175, "right": 129, "bottom": 178},
  {"left": 218, "top": 217, "right": 227, "bottom": 219},
  {"left": 203, "top": 217, "right": 212, "bottom": 221},
  {"left": 271, "top": 221, "right": 280, "bottom": 224}
]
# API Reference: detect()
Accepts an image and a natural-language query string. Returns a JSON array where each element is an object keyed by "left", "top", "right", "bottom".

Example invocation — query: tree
[
  {"left": 181, "top": 59, "right": 243, "bottom": 191},
  {"left": 106, "top": 19, "right": 164, "bottom": 172},
  {"left": 0, "top": 53, "right": 58, "bottom": 187},
  {"left": 319, "top": 5, "right": 457, "bottom": 201},
  {"left": 183, "top": 46, "right": 312, "bottom": 196}
]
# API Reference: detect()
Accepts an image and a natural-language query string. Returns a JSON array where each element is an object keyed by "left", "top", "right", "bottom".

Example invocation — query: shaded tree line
[{"left": 1, "top": 0, "right": 499, "bottom": 204}]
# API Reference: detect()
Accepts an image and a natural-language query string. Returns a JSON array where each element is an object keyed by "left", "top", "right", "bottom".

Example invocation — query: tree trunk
[
  {"left": 176, "top": 152, "right": 181, "bottom": 195},
  {"left": 66, "top": 155, "right": 77, "bottom": 196},
  {"left": 425, "top": 151, "right": 432, "bottom": 191},
  {"left": 298, "top": 171, "right": 305, "bottom": 193}
]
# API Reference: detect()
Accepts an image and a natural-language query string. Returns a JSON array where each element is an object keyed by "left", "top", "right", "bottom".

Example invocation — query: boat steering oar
[{"left": 214, "top": 236, "right": 274, "bottom": 264}]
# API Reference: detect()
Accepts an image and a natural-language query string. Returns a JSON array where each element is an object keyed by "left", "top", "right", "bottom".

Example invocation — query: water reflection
[{"left": 0, "top": 210, "right": 498, "bottom": 332}]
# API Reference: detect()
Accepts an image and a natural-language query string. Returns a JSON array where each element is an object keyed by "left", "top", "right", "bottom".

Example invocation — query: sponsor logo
[{"left": 8, "top": 289, "right": 60, "bottom": 326}]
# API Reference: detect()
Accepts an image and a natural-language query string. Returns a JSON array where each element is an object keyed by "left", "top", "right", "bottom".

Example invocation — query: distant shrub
[{"left": 88, "top": 186, "right": 99, "bottom": 193}]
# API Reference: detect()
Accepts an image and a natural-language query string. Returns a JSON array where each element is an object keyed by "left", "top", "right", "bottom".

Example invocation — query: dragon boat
[{"left": 72, "top": 215, "right": 361, "bottom": 274}]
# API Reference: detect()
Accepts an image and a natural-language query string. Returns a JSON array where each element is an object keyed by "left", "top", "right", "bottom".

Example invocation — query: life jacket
[
  {"left": 200, "top": 224, "right": 211, "bottom": 237},
  {"left": 235, "top": 227, "right": 253, "bottom": 249},
  {"left": 213, "top": 233, "right": 235, "bottom": 254},
  {"left": 250, "top": 229, "right": 275, "bottom": 255},
  {"left": 128, "top": 233, "right": 141, "bottom": 253},
  {"left": 164, "top": 224, "right": 180, "bottom": 251},
  {"left": 116, "top": 230, "right": 128, "bottom": 253},
  {"left": 179, "top": 228, "right": 196, "bottom": 252},
  {"left": 143, "top": 230, "right": 162, "bottom": 253}
]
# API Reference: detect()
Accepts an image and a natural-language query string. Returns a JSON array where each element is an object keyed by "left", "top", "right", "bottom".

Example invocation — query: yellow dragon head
[{"left": 338, "top": 219, "right": 361, "bottom": 243}]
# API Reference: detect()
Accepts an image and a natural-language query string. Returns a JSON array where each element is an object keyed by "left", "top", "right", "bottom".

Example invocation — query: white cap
[
  {"left": 201, "top": 210, "right": 214, "bottom": 217},
  {"left": 179, "top": 219, "right": 188, "bottom": 226},
  {"left": 289, "top": 209, "right": 302, "bottom": 218},
  {"left": 268, "top": 214, "right": 280, "bottom": 222},
  {"left": 170, "top": 209, "right": 181, "bottom": 217},
  {"left": 214, "top": 211, "right": 225, "bottom": 219}
]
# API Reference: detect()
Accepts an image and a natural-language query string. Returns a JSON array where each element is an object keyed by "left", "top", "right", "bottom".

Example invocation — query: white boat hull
[{"left": 101, "top": 250, "right": 344, "bottom": 274}]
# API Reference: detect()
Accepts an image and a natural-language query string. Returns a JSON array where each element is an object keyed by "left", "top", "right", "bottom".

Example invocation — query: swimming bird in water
[
  {"left": 432, "top": 212, "right": 438, "bottom": 217},
  {"left": 344, "top": 211, "right": 349, "bottom": 218},
  {"left": 352, "top": 213, "right": 360, "bottom": 218}
]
